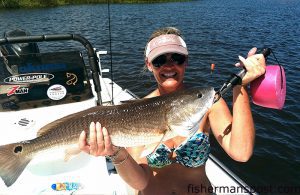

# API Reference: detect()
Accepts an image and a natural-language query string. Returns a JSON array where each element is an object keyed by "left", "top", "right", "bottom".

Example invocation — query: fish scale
[{"left": 0, "top": 87, "right": 215, "bottom": 187}]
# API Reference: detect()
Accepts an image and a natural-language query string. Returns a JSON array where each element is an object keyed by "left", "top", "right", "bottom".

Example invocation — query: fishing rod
[
  {"left": 214, "top": 48, "right": 286, "bottom": 110},
  {"left": 107, "top": 0, "right": 114, "bottom": 105}
]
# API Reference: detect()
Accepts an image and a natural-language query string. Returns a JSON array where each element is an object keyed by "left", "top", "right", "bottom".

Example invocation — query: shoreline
[{"left": 0, "top": 0, "right": 190, "bottom": 9}]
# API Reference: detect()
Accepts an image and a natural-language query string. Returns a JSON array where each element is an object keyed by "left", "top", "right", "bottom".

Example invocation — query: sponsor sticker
[
  {"left": 7, "top": 85, "right": 29, "bottom": 96},
  {"left": 4, "top": 73, "right": 54, "bottom": 84},
  {"left": 66, "top": 73, "right": 78, "bottom": 85},
  {"left": 18, "top": 63, "right": 67, "bottom": 73},
  {"left": 0, "top": 84, "right": 29, "bottom": 96},
  {"left": 47, "top": 84, "right": 67, "bottom": 101}
]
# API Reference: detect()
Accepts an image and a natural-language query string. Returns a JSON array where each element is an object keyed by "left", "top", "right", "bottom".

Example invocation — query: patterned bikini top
[{"left": 146, "top": 132, "right": 210, "bottom": 168}]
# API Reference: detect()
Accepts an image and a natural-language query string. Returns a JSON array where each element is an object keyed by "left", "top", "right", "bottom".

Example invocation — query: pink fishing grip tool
[
  {"left": 215, "top": 48, "right": 286, "bottom": 110},
  {"left": 251, "top": 65, "right": 286, "bottom": 109}
]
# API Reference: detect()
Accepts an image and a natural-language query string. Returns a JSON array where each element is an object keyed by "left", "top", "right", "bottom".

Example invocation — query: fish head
[{"left": 166, "top": 87, "right": 215, "bottom": 137}]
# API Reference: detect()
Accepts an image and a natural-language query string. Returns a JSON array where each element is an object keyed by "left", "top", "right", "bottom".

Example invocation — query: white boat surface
[{"left": 0, "top": 34, "right": 256, "bottom": 195}]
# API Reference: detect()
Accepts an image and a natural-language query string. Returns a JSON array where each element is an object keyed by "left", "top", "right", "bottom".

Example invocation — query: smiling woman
[
  {"left": 0, "top": 0, "right": 189, "bottom": 9},
  {"left": 79, "top": 26, "right": 268, "bottom": 194}
]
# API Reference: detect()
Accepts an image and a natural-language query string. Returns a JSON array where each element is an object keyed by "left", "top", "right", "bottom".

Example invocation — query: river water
[{"left": 0, "top": 0, "right": 299, "bottom": 193}]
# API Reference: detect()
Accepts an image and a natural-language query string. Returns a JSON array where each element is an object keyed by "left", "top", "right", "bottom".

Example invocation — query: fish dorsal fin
[
  {"left": 37, "top": 118, "right": 66, "bottom": 137},
  {"left": 37, "top": 110, "right": 88, "bottom": 137},
  {"left": 120, "top": 99, "right": 143, "bottom": 104}
]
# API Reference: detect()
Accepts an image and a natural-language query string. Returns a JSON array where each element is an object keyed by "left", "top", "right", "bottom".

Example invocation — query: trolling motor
[
  {"left": 215, "top": 48, "right": 286, "bottom": 109},
  {"left": 0, "top": 29, "right": 40, "bottom": 75},
  {"left": 0, "top": 29, "right": 40, "bottom": 56}
]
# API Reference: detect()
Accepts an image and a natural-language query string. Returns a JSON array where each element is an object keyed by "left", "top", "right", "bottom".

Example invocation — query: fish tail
[{"left": 0, "top": 143, "right": 32, "bottom": 187}]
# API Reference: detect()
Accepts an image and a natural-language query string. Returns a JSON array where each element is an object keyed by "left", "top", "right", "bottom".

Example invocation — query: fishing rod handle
[
  {"left": 214, "top": 48, "right": 272, "bottom": 102},
  {"left": 236, "top": 48, "right": 271, "bottom": 78}
]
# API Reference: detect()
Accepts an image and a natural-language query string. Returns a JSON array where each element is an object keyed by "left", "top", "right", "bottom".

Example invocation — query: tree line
[{"left": 0, "top": 0, "right": 187, "bottom": 9}]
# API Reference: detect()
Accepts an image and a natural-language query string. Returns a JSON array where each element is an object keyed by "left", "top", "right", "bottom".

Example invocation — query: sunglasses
[{"left": 151, "top": 53, "right": 186, "bottom": 68}]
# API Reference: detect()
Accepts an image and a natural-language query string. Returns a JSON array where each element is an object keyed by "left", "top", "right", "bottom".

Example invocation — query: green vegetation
[{"left": 0, "top": 0, "right": 188, "bottom": 9}]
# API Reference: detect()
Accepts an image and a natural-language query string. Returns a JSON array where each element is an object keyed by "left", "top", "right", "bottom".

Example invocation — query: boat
[{"left": 0, "top": 31, "right": 257, "bottom": 194}]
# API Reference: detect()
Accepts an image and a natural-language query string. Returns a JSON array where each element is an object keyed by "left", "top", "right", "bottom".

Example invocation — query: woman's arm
[
  {"left": 78, "top": 122, "right": 151, "bottom": 190},
  {"left": 114, "top": 147, "right": 151, "bottom": 190},
  {"left": 209, "top": 86, "right": 254, "bottom": 162},
  {"left": 208, "top": 48, "right": 266, "bottom": 162}
]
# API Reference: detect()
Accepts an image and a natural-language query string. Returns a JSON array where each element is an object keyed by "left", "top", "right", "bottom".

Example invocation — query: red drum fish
[{"left": 0, "top": 87, "right": 215, "bottom": 187}]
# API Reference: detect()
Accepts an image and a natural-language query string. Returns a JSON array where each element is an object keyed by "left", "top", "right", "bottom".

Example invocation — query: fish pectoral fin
[
  {"left": 140, "top": 131, "right": 168, "bottom": 158},
  {"left": 64, "top": 147, "right": 81, "bottom": 162},
  {"left": 169, "top": 122, "right": 200, "bottom": 137},
  {"left": 140, "top": 143, "right": 158, "bottom": 158}
]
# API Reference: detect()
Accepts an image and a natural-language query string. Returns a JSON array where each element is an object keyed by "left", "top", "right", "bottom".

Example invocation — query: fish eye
[{"left": 197, "top": 93, "right": 203, "bottom": 98}]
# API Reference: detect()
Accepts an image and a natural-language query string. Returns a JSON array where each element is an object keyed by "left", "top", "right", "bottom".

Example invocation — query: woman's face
[{"left": 147, "top": 53, "right": 188, "bottom": 90}]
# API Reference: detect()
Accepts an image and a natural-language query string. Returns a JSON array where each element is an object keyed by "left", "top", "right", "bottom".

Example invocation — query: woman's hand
[
  {"left": 235, "top": 47, "right": 266, "bottom": 85},
  {"left": 79, "top": 122, "right": 117, "bottom": 156}
]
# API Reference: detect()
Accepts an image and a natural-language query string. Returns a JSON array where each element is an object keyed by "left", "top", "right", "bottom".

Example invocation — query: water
[{"left": 0, "top": 0, "right": 299, "bottom": 192}]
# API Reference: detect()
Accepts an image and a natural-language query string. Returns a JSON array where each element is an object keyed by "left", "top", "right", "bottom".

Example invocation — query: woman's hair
[
  {"left": 148, "top": 27, "right": 182, "bottom": 41},
  {"left": 144, "top": 27, "right": 183, "bottom": 59}
]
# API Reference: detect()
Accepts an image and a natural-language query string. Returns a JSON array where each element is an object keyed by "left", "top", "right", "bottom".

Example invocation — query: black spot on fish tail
[{"left": 0, "top": 143, "right": 32, "bottom": 187}]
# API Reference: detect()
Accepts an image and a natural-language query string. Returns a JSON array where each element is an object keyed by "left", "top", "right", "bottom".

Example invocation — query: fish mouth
[{"left": 161, "top": 72, "right": 177, "bottom": 78}]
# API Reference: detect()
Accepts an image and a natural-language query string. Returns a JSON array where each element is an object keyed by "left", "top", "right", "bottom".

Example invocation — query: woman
[{"left": 79, "top": 27, "right": 266, "bottom": 194}]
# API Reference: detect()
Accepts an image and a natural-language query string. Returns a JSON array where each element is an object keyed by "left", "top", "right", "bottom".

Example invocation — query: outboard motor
[{"left": 0, "top": 29, "right": 39, "bottom": 56}]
